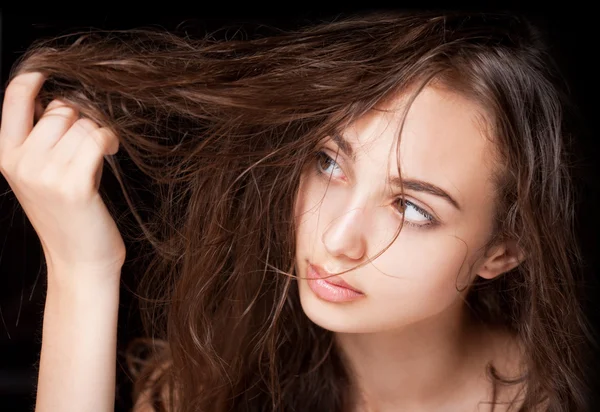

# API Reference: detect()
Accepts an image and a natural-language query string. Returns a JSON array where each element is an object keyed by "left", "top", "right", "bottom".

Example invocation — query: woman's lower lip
[{"left": 306, "top": 265, "right": 364, "bottom": 303}]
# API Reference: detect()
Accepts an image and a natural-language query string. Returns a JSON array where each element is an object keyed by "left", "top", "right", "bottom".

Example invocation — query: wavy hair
[{"left": 10, "top": 11, "right": 595, "bottom": 411}]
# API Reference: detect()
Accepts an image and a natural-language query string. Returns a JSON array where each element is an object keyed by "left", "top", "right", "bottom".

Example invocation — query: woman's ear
[{"left": 478, "top": 239, "right": 526, "bottom": 280}]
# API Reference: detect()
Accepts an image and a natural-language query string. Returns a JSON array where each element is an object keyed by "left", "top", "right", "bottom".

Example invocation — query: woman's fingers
[
  {"left": 26, "top": 99, "right": 80, "bottom": 152},
  {"left": 0, "top": 72, "right": 47, "bottom": 149},
  {"left": 51, "top": 118, "right": 100, "bottom": 166},
  {"left": 70, "top": 126, "right": 119, "bottom": 191}
]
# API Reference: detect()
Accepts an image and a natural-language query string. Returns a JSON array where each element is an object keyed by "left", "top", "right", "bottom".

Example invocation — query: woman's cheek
[{"left": 370, "top": 236, "right": 471, "bottom": 300}]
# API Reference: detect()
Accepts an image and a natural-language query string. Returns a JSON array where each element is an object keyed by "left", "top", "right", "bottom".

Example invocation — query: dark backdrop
[{"left": 1, "top": 7, "right": 598, "bottom": 412}]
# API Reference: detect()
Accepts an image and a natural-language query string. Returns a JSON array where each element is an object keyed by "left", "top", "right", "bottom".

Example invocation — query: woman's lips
[{"left": 306, "top": 263, "right": 365, "bottom": 303}]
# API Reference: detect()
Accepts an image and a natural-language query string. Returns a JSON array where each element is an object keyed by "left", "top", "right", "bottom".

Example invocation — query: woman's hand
[{"left": 0, "top": 71, "right": 125, "bottom": 278}]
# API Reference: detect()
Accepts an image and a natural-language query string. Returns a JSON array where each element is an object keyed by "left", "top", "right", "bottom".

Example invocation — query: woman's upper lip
[{"left": 309, "top": 263, "right": 364, "bottom": 294}]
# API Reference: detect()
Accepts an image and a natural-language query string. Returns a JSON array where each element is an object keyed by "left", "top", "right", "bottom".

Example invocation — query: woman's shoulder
[
  {"left": 479, "top": 326, "right": 550, "bottom": 411},
  {"left": 488, "top": 327, "right": 527, "bottom": 380},
  {"left": 132, "top": 360, "right": 176, "bottom": 412},
  {"left": 456, "top": 324, "right": 529, "bottom": 411}
]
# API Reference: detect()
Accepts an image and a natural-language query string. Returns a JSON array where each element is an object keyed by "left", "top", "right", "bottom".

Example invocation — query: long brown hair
[{"left": 10, "top": 11, "right": 595, "bottom": 411}]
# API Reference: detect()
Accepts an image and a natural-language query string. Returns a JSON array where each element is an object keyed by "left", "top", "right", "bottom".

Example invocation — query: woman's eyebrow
[
  {"left": 331, "top": 133, "right": 355, "bottom": 161},
  {"left": 331, "top": 134, "right": 461, "bottom": 211},
  {"left": 390, "top": 177, "right": 462, "bottom": 211}
]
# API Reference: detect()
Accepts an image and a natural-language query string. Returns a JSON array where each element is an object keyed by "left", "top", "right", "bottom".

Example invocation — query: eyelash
[{"left": 314, "top": 151, "right": 436, "bottom": 228}]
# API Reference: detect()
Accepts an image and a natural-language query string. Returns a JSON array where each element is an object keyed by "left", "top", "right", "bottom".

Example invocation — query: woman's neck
[{"left": 335, "top": 301, "right": 486, "bottom": 411}]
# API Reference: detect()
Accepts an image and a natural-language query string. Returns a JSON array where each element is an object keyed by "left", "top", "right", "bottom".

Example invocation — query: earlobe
[{"left": 478, "top": 240, "right": 525, "bottom": 280}]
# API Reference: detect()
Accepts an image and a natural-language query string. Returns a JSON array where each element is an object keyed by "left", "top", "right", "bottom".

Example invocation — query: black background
[{"left": 1, "top": 7, "right": 599, "bottom": 411}]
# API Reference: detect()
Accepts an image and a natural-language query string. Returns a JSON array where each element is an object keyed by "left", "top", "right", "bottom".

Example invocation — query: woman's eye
[
  {"left": 315, "top": 151, "right": 343, "bottom": 177},
  {"left": 395, "top": 198, "right": 435, "bottom": 227}
]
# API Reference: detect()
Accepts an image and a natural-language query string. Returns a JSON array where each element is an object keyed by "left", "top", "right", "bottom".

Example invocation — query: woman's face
[{"left": 294, "top": 85, "right": 502, "bottom": 333}]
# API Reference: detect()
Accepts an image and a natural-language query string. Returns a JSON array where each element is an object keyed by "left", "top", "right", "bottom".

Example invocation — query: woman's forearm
[{"left": 35, "top": 266, "right": 121, "bottom": 412}]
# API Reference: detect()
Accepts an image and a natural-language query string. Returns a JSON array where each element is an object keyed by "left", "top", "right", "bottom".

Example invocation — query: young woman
[{"left": 0, "top": 11, "right": 595, "bottom": 412}]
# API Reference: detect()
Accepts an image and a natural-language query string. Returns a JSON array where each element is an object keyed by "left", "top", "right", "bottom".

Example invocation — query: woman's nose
[{"left": 321, "top": 207, "right": 367, "bottom": 261}]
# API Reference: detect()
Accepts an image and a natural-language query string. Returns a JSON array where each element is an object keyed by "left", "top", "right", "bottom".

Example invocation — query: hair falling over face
[{"left": 10, "top": 10, "right": 596, "bottom": 412}]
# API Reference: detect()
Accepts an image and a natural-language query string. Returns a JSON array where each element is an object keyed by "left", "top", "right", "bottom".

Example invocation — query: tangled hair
[{"left": 10, "top": 10, "right": 595, "bottom": 411}]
